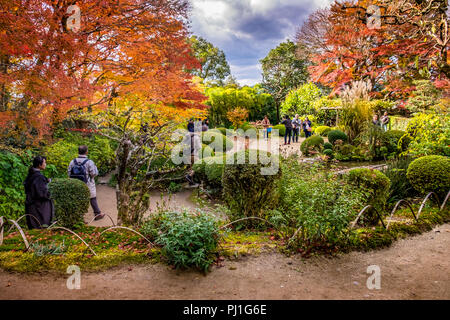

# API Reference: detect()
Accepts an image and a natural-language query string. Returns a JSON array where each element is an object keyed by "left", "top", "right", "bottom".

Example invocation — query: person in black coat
[
  {"left": 24, "top": 156, "right": 54, "bottom": 229},
  {"left": 281, "top": 115, "right": 293, "bottom": 145}
]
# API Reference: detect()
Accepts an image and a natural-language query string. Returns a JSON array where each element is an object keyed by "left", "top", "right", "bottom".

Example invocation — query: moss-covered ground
[{"left": 0, "top": 205, "right": 448, "bottom": 274}]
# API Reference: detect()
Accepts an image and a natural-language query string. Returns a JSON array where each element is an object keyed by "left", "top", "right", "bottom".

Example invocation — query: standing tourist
[
  {"left": 292, "top": 114, "right": 302, "bottom": 143},
  {"left": 24, "top": 156, "right": 54, "bottom": 229},
  {"left": 380, "top": 112, "right": 390, "bottom": 131},
  {"left": 261, "top": 115, "right": 271, "bottom": 140},
  {"left": 372, "top": 114, "right": 380, "bottom": 127},
  {"left": 187, "top": 119, "right": 195, "bottom": 133},
  {"left": 68, "top": 145, "right": 105, "bottom": 221},
  {"left": 281, "top": 115, "right": 293, "bottom": 145},
  {"left": 303, "top": 117, "right": 312, "bottom": 138},
  {"left": 202, "top": 119, "right": 209, "bottom": 132},
  {"left": 184, "top": 132, "right": 201, "bottom": 186}
]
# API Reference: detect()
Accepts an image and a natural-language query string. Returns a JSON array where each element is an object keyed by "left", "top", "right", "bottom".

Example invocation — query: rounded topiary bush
[
  {"left": 339, "top": 144, "right": 355, "bottom": 156},
  {"left": 201, "top": 144, "right": 215, "bottom": 158},
  {"left": 48, "top": 178, "right": 90, "bottom": 228},
  {"left": 272, "top": 124, "right": 286, "bottom": 137},
  {"left": 314, "top": 126, "right": 331, "bottom": 137},
  {"left": 205, "top": 161, "right": 225, "bottom": 188},
  {"left": 324, "top": 142, "right": 333, "bottom": 150},
  {"left": 212, "top": 127, "right": 227, "bottom": 136},
  {"left": 407, "top": 155, "right": 450, "bottom": 199},
  {"left": 346, "top": 169, "right": 391, "bottom": 226},
  {"left": 328, "top": 130, "right": 348, "bottom": 145},
  {"left": 222, "top": 150, "right": 281, "bottom": 229},
  {"left": 323, "top": 149, "right": 334, "bottom": 159},
  {"left": 193, "top": 156, "right": 219, "bottom": 181},
  {"left": 301, "top": 135, "right": 324, "bottom": 156},
  {"left": 202, "top": 131, "right": 234, "bottom": 153}
]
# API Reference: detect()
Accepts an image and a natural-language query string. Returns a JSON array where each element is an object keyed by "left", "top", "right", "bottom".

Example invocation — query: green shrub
[
  {"left": 381, "top": 130, "right": 410, "bottom": 154},
  {"left": 407, "top": 155, "right": 450, "bottom": 199},
  {"left": 201, "top": 144, "right": 215, "bottom": 158},
  {"left": 202, "top": 131, "right": 234, "bottom": 153},
  {"left": 48, "top": 178, "right": 90, "bottom": 228},
  {"left": 272, "top": 124, "right": 286, "bottom": 137},
  {"left": 314, "top": 126, "right": 332, "bottom": 137},
  {"left": 323, "top": 142, "right": 333, "bottom": 150},
  {"left": 155, "top": 210, "right": 221, "bottom": 272},
  {"left": 346, "top": 169, "right": 391, "bottom": 225},
  {"left": 222, "top": 150, "right": 281, "bottom": 229},
  {"left": 239, "top": 122, "right": 254, "bottom": 132},
  {"left": 300, "top": 135, "right": 324, "bottom": 156},
  {"left": 204, "top": 161, "right": 225, "bottom": 188},
  {"left": 193, "top": 156, "right": 225, "bottom": 185},
  {"left": 323, "top": 149, "right": 334, "bottom": 159},
  {"left": 381, "top": 157, "right": 416, "bottom": 203},
  {"left": 0, "top": 151, "right": 28, "bottom": 220},
  {"left": 403, "top": 113, "right": 450, "bottom": 157},
  {"left": 275, "top": 159, "right": 365, "bottom": 248},
  {"left": 327, "top": 130, "right": 348, "bottom": 145},
  {"left": 339, "top": 144, "right": 355, "bottom": 156},
  {"left": 213, "top": 127, "right": 227, "bottom": 136},
  {"left": 168, "top": 182, "right": 182, "bottom": 194}
]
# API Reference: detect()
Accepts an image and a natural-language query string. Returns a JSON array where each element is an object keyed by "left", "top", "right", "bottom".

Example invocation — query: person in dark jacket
[
  {"left": 303, "top": 117, "right": 312, "bottom": 138},
  {"left": 187, "top": 119, "right": 195, "bottom": 133},
  {"left": 281, "top": 115, "right": 293, "bottom": 145},
  {"left": 24, "top": 156, "right": 54, "bottom": 229}
]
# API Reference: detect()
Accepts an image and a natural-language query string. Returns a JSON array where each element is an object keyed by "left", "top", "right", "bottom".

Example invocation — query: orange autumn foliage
[{"left": 0, "top": 0, "right": 206, "bottom": 145}]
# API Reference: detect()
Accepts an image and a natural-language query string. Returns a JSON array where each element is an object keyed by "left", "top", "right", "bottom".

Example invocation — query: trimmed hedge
[
  {"left": 222, "top": 150, "right": 281, "bottom": 228},
  {"left": 381, "top": 130, "right": 411, "bottom": 154},
  {"left": 407, "top": 155, "right": 450, "bottom": 199},
  {"left": 323, "top": 149, "right": 334, "bottom": 159},
  {"left": 300, "top": 135, "right": 324, "bottom": 156},
  {"left": 346, "top": 168, "right": 391, "bottom": 226},
  {"left": 314, "top": 126, "right": 332, "bottom": 137},
  {"left": 48, "top": 178, "right": 90, "bottom": 228},
  {"left": 328, "top": 130, "right": 348, "bottom": 145},
  {"left": 201, "top": 144, "right": 215, "bottom": 158},
  {"left": 272, "top": 124, "right": 286, "bottom": 137},
  {"left": 202, "top": 131, "right": 234, "bottom": 153},
  {"left": 212, "top": 127, "right": 227, "bottom": 136},
  {"left": 324, "top": 142, "right": 333, "bottom": 150}
]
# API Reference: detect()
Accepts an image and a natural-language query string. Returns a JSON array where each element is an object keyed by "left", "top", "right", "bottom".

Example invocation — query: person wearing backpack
[{"left": 68, "top": 145, "right": 105, "bottom": 221}]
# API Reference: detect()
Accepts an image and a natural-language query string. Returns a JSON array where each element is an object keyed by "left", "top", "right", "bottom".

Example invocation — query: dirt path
[
  {"left": 84, "top": 185, "right": 205, "bottom": 228},
  {"left": 1, "top": 224, "right": 449, "bottom": 300}
]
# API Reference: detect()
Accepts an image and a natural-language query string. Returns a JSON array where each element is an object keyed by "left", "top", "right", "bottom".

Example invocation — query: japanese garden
[{"left": 0, "top": 0, "right": 449, "bottom": 300}]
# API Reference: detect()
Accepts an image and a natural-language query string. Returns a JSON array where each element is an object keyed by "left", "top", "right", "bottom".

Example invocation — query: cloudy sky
[{"left": 189, "top": 0, "right": 333, "bottom": 86}]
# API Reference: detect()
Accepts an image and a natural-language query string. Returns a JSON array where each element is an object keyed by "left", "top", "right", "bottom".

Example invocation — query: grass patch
[{"left": 219, "top": 231, "right": 278, "bottom": 258}]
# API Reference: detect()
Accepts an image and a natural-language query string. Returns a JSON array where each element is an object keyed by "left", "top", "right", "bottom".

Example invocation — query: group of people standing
[
  {"left": 24, "top": 145, "right": 104, "bottom": 230},
  {"left": 372, "top": 111, "right": 390, "bottom": 131},
  {"left": 188, "top": 118, "right": 209, "bottom": 133},
  {"left": 260, "top": 115, "right": 312, "bottom": 145},
  {"left": 281, "top": 114, "right": 312, "bottom": 145}
]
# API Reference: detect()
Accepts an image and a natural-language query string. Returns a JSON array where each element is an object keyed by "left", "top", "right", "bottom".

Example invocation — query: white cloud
[{"left": 190, "top": 0, "right": 334, "bottom": 84}]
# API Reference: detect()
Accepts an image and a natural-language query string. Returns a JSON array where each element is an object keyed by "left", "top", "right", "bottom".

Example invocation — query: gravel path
[{"left": 1, "top": 224, "right": 449, "bottom": 300}]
